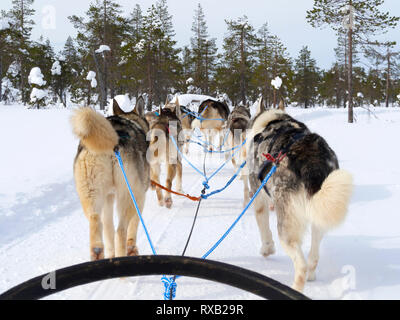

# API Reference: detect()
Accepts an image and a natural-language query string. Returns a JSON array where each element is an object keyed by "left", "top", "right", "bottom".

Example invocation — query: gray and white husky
[{"left": 247, "top": 99, "right": 353, "bottom": 292}]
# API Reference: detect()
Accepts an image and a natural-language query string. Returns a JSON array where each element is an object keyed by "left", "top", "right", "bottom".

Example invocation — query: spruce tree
[
  {"left": 219, "top": 16, "right": 258, "bottom": 104},
  {"left": 293, "top": 46, "right": 320, "bottom": 108},
  {"left": 190, "top": 4, "right": 217, "bottom": 94},
  {"left": 69, "top": 0, "right": 128, "bottom": 109},
  {"left": 8, "top": 0, "right": 35, "bottom": 104}
]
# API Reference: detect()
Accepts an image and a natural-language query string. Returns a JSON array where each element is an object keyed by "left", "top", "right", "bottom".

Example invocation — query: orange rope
[{"left": 150, "top": 180, "right": 201, "bottom": 202}]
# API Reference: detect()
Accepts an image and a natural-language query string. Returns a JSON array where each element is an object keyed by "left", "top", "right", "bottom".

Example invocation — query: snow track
[{"left": 1, "top": 105, "right": 400, "bottom": 300}]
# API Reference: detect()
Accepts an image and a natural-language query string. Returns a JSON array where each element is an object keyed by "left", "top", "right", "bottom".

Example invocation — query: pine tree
[
  {"left": 8, "top": 0, "right": 35, "bottom": 104},
  {"left": 364, "top": 41, "right": 400, "bottom": 107},
  {"left": 190, "top": 4, "right": 217, "bottom": 94},
  {"left": 307, "top": 0, "right": 399, "bottom": 122},
  {"left": 140, "top": 1, "right": 180, "bottom": 107},
  {"left": 253, "top": 23, "right": 292, "bottom": 107},
  {"left": 0, "top": 10, "right": 14, "bottom": 102},
  {"left": 218, "top": 16, "right": 258, "bottom": 104},
  {"left": 69, "top": 0, "right": 128, "bottom": 109},
  {"left": 293, "top": 46, "right": 320, "bottom": 108}
]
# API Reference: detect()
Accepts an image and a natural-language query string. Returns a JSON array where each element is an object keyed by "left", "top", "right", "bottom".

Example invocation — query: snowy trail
[{"left": 1, "top": 105, "right": 400, "bottom": 300}]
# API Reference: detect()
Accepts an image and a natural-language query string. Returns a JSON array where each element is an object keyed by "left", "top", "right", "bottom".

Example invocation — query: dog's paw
[
  {"left": 269, "top": 204, "right": 275, "bottom": 211},
  {"left": 127, "top": 246, "right": 139, "bottom": 256},
  {"left": 165, "top": 197, "right": 173, "bottom": 209},
  {"left": 260, "top": 243, "right": 275, "bottom": 258},
  {"left": 307, "top": 271, "right": 316, "bottom": 282},
  {"left": 91, "top": 247, "right": 104, "bottom": 261},
  {"left": 158, "top": 198, "right": 165, "bottom": 207}
]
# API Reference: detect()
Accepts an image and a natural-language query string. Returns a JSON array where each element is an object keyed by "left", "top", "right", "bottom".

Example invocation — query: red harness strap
[
  {"left": 151, "top": 180, "right": 201, "bottom": 202},
  {"left": 262, "top": 151, "right": 287, "bottom": 165}
]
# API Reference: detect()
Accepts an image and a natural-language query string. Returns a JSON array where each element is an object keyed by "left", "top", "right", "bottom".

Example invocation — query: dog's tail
[
  {"left": 309, "top": 169, "right": 353, "bottom": 230},
  {"left": 71, "top": 108, "right": 119, "bottom": 153}
]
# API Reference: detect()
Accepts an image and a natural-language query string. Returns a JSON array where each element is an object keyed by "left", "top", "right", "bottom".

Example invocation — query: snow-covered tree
[{"left": 28, "top": 67, "right": 47, "bottom": 108}]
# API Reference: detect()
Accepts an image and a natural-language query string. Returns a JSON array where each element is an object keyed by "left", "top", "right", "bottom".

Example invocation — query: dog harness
[{"left": 256, "top": 128, "right": 307, "bottom": 197}]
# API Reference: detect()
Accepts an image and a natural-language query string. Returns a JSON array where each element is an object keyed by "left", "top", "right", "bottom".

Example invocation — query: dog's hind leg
[
  {"left": 276, "top": 201, "right": 307, "bottom": 292},
  {"left": 164, "top": 163, "right": 177, "bottom": 209},
  {"left": 253, "top": 191, "right": 275, "bottom": 257},
  {"left": 102, "top": 194, "right": 115, "bottom": 258},
  {"left": 126, "top": 193, "right": 144, "bottom": 256},
  {"left": 307, "top": 225, "right": 324, "bottom": 281},
  {"left": 115, "top": 194, "right": 130, "bottom": 257},
  {"left": 80, "top": 197, "right": 104, "bottom": 261},
  {"left": 176, "top": 159, "right": 183, "bottom": 193},
  {"left": 241, "top": 174, "right": 250, "bottom": 207}
]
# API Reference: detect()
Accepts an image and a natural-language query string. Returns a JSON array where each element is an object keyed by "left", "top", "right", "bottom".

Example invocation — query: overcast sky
[{"left": 1, "top": 0, "right": 399, "bottom": 69}]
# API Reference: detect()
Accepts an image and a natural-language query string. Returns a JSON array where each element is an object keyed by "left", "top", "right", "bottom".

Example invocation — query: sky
[{"left": 1, "top": 0, "right": 400, "bottom": 70}]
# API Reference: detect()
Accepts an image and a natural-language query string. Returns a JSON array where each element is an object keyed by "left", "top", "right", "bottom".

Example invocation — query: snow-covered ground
[{"left": 0, "top": 104, "right": 399, "bottom": 300}]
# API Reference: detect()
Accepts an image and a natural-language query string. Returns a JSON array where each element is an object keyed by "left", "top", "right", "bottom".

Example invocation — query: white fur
[{"left": 308, "top": 169, "right": 353, "bottom": 231}]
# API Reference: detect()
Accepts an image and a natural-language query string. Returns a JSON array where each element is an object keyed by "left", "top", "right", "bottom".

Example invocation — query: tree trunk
[
  {"left": 347, "top": 27, "right": 354, "bottom": 123},
  {"left": 386, "top": 51, "right": 391, "bottom": 108},
  {"left": 240, "top": 26, "right": 246, "bottom": 104}
]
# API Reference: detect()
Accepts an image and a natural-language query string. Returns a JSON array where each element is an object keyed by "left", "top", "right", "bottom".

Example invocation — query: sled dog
[
  {"left": 247, "top": 99, "right": 353, "bottom": 292},
  {"left": 148, "top": 97, "right": 183, "bottom": 209},
  {"left": 71, "top": 98, "right": 150, "bottom": 261},
  {"left": 191, "top": 99, "right": 230, "bottom": 149},
  {"left": 225, "top": 104, "right": 251, "bottom": 206}
]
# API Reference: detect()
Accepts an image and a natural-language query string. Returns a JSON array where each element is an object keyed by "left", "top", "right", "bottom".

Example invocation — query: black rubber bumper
[{"left": 0, "top": 255, "right": 310, "bottom": 300}]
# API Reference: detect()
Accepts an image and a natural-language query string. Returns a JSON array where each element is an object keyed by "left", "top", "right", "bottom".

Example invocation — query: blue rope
[
  {"left": 202, "top": 165, "right": 277, "bottom": 260},
  {"left": 115, "top": 142, "right": 277, "bottom": 299},
  {"left": 161, "top": 276, "right": 177, "bottom": 300},
  {"left": 115, "top": 150, "right": 177, "bottom": 300},
  {"left": 181, "top": 107, "right": 225, "bottom": 122},
  {"left": 201, "top": 161, "right": 247, "bottom": 200},
  {"left": 115, "top": 150, "right": 157, "bottom": 256}
]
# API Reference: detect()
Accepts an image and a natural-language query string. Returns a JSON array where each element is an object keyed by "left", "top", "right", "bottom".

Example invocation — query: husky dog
[
  {"left": 71, "top": 98, "right": 149, "bottom": 261},
  {"left": 247, "top": 99, "right": 353, "bottom": 292},
  {"left": 178, "top": 105, "right": 195, "bottom": 154},
  {"left": 191, "top": 99, "right": 230, "bottom": 148},
  {"left": 148, "top": 98, "right": 183, "bottom": 209},
  {"left": 225, "top": 104, "right": 251, "bottom": 205},
  {"left": 145, "top": 111, "right": 159, "bottom": 127}
]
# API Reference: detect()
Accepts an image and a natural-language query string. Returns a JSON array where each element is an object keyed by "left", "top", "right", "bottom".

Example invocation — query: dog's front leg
[
  {"left": 164, "top": 163, "right": 177, "bottom": 209},
  {"left": 151, "top": 164, "right": 164, "bottom": 207}
]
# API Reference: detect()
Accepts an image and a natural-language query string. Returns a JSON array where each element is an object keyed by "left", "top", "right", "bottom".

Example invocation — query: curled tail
[
  {"left": 71, "top": 108, "right": 119, "bottom": 153},
  {"left": 309, "top": 169, "right": 353, "bottom": 230}
]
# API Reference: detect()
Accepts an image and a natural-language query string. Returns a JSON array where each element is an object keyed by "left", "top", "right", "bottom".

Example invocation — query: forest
[{"left": 0, "top": 0, "right": 399, "bottom": 121}]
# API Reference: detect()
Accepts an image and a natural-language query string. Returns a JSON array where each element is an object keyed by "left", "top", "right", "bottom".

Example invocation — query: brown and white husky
[
  {"left": 71, "top": 98, "right": 149, "bottom": 261},
  {"left": 147, "top": 98, "right": 183, "bottom": 209}
]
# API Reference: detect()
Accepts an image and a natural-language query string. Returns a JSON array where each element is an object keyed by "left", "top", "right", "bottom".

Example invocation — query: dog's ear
[
  {"left": 134, "top": 96, "right": 145, "bottom": 117},
  {"left": 113, "top": 99, "right": 125, "bottom": 116},
  {"left": 278, "top": 99, "right": 286, "bottom": 112},
  {"left": 256, "top": 97, "right": 266, "bottom": 115},
  {"left": 175, "top": 96, "right": 181, "bottom": 118},
  {"left": 165, "top": 96, "right": 170, "bottom": 106},
  {"left": 159, "top": 103, "right": 163, "bottom": 116}
]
